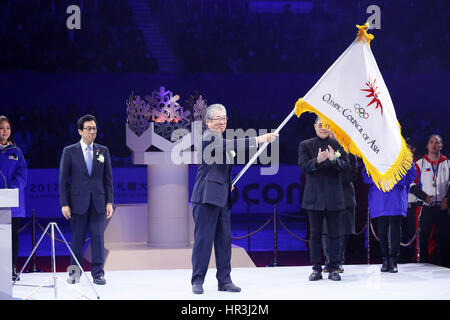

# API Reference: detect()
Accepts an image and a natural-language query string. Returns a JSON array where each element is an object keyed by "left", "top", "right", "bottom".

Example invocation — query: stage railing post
[{"left": 267, "top": 204, "right": 281, "bottom": 267}]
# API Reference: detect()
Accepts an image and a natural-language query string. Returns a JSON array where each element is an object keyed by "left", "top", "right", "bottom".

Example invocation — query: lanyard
[{"left": 431, "top": 161, "right": 439, "bottom": 187}]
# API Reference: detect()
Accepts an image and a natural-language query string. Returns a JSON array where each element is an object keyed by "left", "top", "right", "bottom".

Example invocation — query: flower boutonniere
[
  {"left": 334, "top": 149, "right": 342, "bottom": 160},
  {"left": 96, "top": 150, "right": 105, "bottom": 164}
]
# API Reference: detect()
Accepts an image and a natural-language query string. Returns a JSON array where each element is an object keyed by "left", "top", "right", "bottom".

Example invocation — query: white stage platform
[{"left": 12, "top": 263, "right": 450, "bottom": 300}]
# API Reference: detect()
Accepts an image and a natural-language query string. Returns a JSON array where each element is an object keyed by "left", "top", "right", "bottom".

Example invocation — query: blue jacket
[
  {"left": 0, "top": 144, "right": 28, "bottom": 218},
  {"left": 362, "top": 163, "right": 416, "bottom": 218}
]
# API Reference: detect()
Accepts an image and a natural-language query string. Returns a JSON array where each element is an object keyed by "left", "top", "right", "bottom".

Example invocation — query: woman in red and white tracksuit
[{"left": 410, "top": 135, "right": 450, "bottom": 267}]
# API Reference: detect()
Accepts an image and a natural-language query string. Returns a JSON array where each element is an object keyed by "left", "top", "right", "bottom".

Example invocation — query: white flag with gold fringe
[{"left": 295, "top": 23, "right": 412, "bottom": 191}]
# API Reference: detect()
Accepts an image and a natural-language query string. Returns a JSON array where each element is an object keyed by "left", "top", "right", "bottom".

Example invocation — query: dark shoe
[
  {"left": 308, "top": 270, "right": 323, "bottom": 281},
  {"left": 381, "top": 257, "right": 389, "bottom": 272},
  {"left": 336, "top": 264, "right": 344, "bottom": 273},
  {"left": 93, "top": 275, "right": 106, "bottom": 285},
  {"left": 67, "top": 274, "right": 80, "bottom": 284},
  {"left": 192, "top": 284, "right": 204, "bottom": 294},
  {"left": 323, "top": 265, "right": 329, "bottom": 273},
  {"left": 218, "top": 282, "right": 241, "bottom": 292},
  {"left": 389, "top": 257, "right": 398, "bottom": 273},
  {"left": 328, "top": 271, "right": 341, "bottom": 281}
]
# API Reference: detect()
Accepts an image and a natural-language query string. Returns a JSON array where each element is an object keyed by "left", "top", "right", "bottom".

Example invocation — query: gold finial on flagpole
[{"left": 356, "top": 22, "right": 374, "bottom": 47}]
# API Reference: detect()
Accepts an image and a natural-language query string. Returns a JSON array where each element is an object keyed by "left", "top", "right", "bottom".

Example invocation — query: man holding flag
[{"left": 190, "top": 104, "right": 278, "bottom": 294}]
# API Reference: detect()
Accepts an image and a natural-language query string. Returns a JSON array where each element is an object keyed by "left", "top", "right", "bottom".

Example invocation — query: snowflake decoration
[
  {"left": 185, "top": 92, "right": 208, "bottom": 122},
  {"left": 193, "top": 95, "right": 208, "bottom": 121},
  {"left": 126, "top": 87, "right": 197, "bottom": 140},
  {"left": 126, "top": 92, "right": 151, "bottom": 137},
  {"left": 146, "top": 86, "right": 191, "bottom": 123}
]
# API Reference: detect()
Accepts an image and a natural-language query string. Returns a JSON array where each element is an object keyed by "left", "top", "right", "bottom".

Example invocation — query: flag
[{"left": 295, "top": 23, "right": 412, "bottom": 191}]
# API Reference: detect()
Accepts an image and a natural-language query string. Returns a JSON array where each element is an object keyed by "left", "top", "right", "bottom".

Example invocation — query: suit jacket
[
  {"left": 191, "top": 129, "right": 257, "bottom": 208},
  {"left": 341, "top": 153, "right": 357, "bottom": 208},
  {"left": 59, "top": 142, "right": 114, "bottom": 215},
  {"left": 298, "top": 136, "right": 349, "bottom": 211}
]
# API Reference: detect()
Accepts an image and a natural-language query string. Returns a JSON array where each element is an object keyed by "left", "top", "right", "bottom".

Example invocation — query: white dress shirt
[{"left": 80, "top": 139, "right": 94, "bottom": 163}]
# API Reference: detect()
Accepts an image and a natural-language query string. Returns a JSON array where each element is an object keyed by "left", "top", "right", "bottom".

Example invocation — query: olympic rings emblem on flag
[{"left": 354, "top": 104, "right": 369, "bottom": 119}]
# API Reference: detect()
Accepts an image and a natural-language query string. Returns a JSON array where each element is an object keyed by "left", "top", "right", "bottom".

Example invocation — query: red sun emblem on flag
[{"left": 361, "top": 77, "right": 383, "bottom": 115}]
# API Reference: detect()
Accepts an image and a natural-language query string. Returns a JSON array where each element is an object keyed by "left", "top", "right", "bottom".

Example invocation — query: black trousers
[
  {"left": 308, "top": 210, "right": 341, "bottom": 272},
  {"left": 12, "top": 217, "right": 21, "bottom": 266},
  {"left": 419, "top": 206, "right": 450, "bottom": 266},
  {"left": 322, "top": 234, "right": 348, "bottom": 265},
  {"left": 70, "top": 200, "right": 105, "bottom": 278},
  {"left": 376, "top": 215, "right": 402, "bottom": 258},
  {"left": 322, "top": 206, "right": 354, "bottom": 265},
  {"left": 191, "top": 203, "right": 232, "bottom": 285}
]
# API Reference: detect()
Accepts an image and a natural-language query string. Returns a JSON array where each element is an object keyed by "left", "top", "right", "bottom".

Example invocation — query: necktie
[{"left": 86, "top": 145, "right": 93, "bottom": 176}]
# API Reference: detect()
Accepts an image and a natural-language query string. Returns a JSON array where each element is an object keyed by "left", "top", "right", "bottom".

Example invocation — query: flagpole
[{"left": 232, "top": 106, "right": 297, "bottom": 187}]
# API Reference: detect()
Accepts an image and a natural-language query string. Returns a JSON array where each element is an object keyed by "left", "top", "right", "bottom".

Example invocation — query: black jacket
[
  {"left": 190, "top": 129, "right": 257, "bottom": 208},
  {"left": 298, "top": 136, "right": 349, "bottom": 211},
  {"left": 341, "top": 153, "right": 357, "bottom": 207}
]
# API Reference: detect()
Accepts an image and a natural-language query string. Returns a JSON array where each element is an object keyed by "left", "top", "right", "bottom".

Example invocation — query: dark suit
[
  {"left": 322, "top": 153, "right": 357, "bottom": 265},
  {"left": 190, "top": 129, "right": 256, "bottom": 285},
  {"left": 59, "top": 142, "right": 114, "bottom": 278},
  {"left": 298, "top": 136, "right": 349, "bottom": 272}
]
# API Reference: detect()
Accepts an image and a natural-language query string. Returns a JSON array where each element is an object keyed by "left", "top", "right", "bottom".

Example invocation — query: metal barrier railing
[
  {"left": 18, "top": 206, "right": 422, "bottom": 271},
  {"left": 231, "top": 205, "right": 421, "bottom": 265}
]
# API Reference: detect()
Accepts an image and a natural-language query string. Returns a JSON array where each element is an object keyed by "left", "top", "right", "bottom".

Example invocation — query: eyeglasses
[
  {"left": 83, "top": 127, "right": 97, "bottom": 132},
  {"left": 315, "top": 123, "right": 328, "bottom": 129},
  {"left": 209, "top": 117, "right": 228, "bottom": 122}
]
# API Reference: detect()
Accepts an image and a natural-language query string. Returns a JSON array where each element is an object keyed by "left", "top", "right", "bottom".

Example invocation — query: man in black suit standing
[
  {"left": 298, "top": 117, "right": 349, "bottom": 281},
  {"left": 59, "top": 114, "right": 114, "bottom": 285},
  {"left": 190, "top": 104, "right": 277, "bottom": 294}
]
